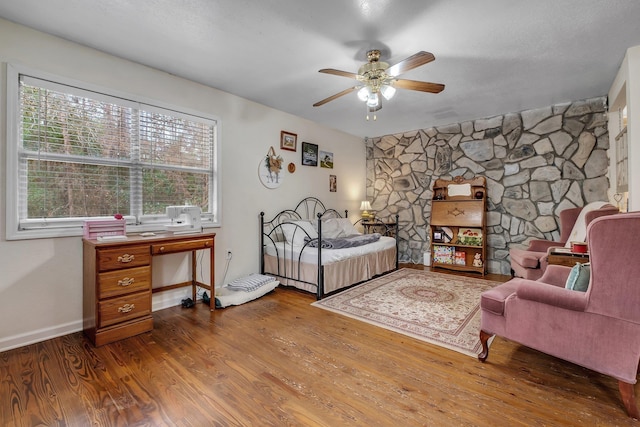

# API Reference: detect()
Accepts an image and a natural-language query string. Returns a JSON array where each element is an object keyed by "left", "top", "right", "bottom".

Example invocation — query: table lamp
[{"left": 360, "top": 200, "right": 373, "bottom": 220}]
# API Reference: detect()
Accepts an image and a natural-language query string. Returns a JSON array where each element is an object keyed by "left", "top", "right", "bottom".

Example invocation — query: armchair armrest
[
  {"left": 528, "top": 240, "right": 564, "bottom": 252},
  {"left": 516, "top": 282, "right": 588, "bottom": 311},
  {"left": 538, "top": 264, "right": 572, "bottom": 287}
]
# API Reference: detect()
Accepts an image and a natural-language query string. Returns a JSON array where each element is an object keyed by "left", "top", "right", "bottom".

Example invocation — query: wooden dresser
[{"left": 83, "top": 232, "right": 215, "bottom": 346}]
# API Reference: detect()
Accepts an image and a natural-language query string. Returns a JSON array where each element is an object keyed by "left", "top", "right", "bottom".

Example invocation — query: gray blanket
[{"left": 305, "top": 233, "right": 381, "bottom": 249}]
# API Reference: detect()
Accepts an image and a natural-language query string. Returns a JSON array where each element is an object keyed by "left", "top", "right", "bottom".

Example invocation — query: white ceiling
[{"left": 1, "top": 0, "right": 639, "bottom": 139}]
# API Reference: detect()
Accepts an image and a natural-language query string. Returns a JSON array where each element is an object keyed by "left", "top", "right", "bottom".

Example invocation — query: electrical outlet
[{"left": 226, "top": 249, "right": 232, "bottom": 260}]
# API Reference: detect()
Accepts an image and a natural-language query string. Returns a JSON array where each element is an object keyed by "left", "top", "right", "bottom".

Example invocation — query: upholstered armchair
[
  {"left": 509, "top": 203, "right": 618, "bottom": 280},
  {"left": 479, "top": 212, "right": 640, "bottom": 418}
]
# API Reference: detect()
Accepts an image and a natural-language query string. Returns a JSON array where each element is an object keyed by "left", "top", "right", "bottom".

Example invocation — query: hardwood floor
[{"left": 1, "top": 267, "right": 637, "bottom": 426}]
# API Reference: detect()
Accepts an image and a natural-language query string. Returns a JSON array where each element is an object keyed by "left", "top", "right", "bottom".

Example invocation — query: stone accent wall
[{"left": 366, "top": 97, "right": 610, "bottom": 275}]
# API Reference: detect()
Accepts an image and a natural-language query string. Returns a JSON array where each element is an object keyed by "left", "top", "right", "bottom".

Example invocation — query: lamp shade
[{"left": 360, "top": 200, "right": 372, "bottom": 211}]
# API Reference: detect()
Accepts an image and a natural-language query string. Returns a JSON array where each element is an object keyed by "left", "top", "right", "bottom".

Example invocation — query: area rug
[{"left": 311, "top": 268, "right": 502, "bottom": 357}]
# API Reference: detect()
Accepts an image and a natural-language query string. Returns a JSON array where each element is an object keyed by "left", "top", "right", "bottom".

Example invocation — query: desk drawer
[
  {"left": 97, "top": 246, "right": 151, "bottom": 272},
  {"left": 98, "top": 291, "right": 151, "bottom": 328},
  {"left": 98, "top": 266, "right": 151, "bottom": 299},
  {"left": 151, "top": 238, "right": 214, "bottom": 255}
]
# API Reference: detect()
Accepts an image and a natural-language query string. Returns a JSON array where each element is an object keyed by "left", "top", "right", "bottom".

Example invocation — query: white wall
[{"left": 0, "top": 19, "right": 365, "bottom": 351}]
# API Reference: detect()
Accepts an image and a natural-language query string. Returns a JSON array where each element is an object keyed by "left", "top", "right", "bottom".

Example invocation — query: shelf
[
  {"left": 430, "top": 176, "right": 487, "bottom": 276},
  {"left": 432, "top": 242, "right": 483, "bottom": 249}
]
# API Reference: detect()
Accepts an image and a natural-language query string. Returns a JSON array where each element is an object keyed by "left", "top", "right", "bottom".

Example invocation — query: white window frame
[{"left": 5, "top": 63, "right": 221, "bottom": 240}]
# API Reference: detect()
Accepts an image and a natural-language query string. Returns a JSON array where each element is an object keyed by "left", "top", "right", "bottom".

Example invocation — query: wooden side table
[
  {"left": 547, "top": 248, "right": 589, "bottom": 267},
  {"left": 362, "top": 221, "right": 397, "bottom": 237}
]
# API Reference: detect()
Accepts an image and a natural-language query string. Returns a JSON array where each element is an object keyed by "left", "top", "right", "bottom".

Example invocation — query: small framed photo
[
  {"left": 319, "top": 150, "right": 334, "bottom": 169},
  {"left": 301, "top": 142, "right": 318, "bottom": 166},
  {"left": 280, "top": 131, "right": 297, "bottom": 152},
  {"left": 329, "top": 175, "right": 337, "bottom": 192},
  {"left": 433, "top": 230, "right": 443, "bottom": 243}
]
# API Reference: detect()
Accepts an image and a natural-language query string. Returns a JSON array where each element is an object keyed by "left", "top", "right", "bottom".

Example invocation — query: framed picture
[
  {"left": 433, "top": 230, "right": 443, "bottom": 243},
  {"left": 301, "top": 142, "right": 318, "bottom": 166},
  {"left": 329, "top": 175, "right": 337, "bottom": 192},
  {"left": 280, "top": 131, "right": 297, "bottom": 152},
  {"left": 319, "top": 150, "right": 334, "bottom": 169}
]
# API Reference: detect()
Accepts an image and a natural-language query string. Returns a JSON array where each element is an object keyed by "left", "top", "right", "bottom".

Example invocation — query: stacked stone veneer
[{"left": 366, "top": 96, "right": 610, "bottom": 275}]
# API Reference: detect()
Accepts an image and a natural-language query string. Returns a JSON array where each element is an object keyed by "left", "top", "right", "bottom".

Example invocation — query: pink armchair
[
  {"left": 509, "top": 204, "right": 618, "bottom": 280},
  {"left": 479, "top": 212, "right": 640, "bottom": 418}
]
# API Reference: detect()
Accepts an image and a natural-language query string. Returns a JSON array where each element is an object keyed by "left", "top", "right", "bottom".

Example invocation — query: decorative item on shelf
[
  {"left": 258, "top": 146, "right": 283, "bottom": 189},
  {"left": 571, "top": 242, "right": 588, "bottom": 254},
  {"left": 457, "top": 228, "right": 483, "bottom": 246},
  {"left": 360, "top": 200, "right": 373, "bottom": 219},
  {"left": 454, "top": 251, "right": 466, "bottom": 265},
  {"left": 473, "top": 253, "right": 483, "bottom": 268},
  {"left": 475, "top": 190, "right": 484, "bottom": 199},
  {"left": 433, "top": 245, "right": 454, "bottom": 264}
]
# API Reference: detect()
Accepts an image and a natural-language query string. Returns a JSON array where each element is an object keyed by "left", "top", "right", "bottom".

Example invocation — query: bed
[{"left": 260, "top": 197, "right": 398, "bottom": 299}]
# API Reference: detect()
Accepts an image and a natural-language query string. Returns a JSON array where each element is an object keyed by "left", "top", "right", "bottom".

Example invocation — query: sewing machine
[{"left": 165, "top": 205, "right": 202, "bottom": 234}]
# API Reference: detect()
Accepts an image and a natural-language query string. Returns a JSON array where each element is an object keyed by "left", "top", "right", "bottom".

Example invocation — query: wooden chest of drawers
[{"left": 83, "top": 242, "right": 154, "bottom": 346}]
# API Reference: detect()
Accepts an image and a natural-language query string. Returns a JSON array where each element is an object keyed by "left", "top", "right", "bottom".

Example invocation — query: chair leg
[
  {"left": 618, "top": 380, "right": 639, "bottom": 419},
  {"left": 478, "top": 330, "right": 493, "bottom": 362}
]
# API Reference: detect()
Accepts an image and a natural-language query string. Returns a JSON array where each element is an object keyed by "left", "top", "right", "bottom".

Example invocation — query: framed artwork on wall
[
  {"left": 319, "top": 150, "right": 334, "bottom": 168},
  {"left": 301, "top": 142, "right": 318, "bottom": 166},
  {"left": 280, "top": 131, "right": 297, "bottom": 152},
  {"left": 329, "top": 175, "right": 337, "bottom": 192}
]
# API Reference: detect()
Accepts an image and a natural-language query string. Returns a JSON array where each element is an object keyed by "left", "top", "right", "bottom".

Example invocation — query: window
[{"left": 6, "top": 64, "right": 220, "bottom": 240}]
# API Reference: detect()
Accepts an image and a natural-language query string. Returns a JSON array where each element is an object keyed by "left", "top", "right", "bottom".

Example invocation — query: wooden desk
[
  {"left": 547, "top": 248, "right": 589, "bottom": 267},
  {"left": 83, "top": 232, "right": 215, "bottom": 346}
]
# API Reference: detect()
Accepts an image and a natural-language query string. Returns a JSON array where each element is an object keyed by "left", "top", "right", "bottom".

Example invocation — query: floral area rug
[{"left": 311, "top": 268, "right": 502, "bottom": 357}]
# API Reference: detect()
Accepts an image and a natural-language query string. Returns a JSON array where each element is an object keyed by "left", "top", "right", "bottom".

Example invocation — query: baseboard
[
  {"left": 2, "top": 292, "right": 194, "bottom": 352},
  {"left": 0, "top": 320, "right": 83, "bottom": 353}
]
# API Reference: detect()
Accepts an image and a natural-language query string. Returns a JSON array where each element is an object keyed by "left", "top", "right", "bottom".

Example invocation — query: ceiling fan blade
[
  {"left": 387, "top": 51, "right": 435, "bottom": 76},
  {"left": 393, "top": 79, "right": 445, "bottom": 93},
  {"left": 319, "top": 68, "right": 359, "bottom": 79},
  {"left": 313, "top": 86, "right": 358, "bottom": 107}
]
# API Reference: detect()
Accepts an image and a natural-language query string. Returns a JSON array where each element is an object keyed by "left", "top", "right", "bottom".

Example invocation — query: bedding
[
  {"left": 305, "top": 232, "right": 381, "bottom": 249},
  {"left": 260, "top": 197, "right": 398, "bottom": 299}
]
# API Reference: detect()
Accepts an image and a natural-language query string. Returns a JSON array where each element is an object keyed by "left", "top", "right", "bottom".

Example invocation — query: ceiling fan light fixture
[
  {"left": 357, "top": 86, "right": 370, "bottom": 101},
  {"left": 381, "top": 84, "right": 396, "bottom": 100},
  {"left": 366, "top": 92, "right": 379, "bottom": 108}
]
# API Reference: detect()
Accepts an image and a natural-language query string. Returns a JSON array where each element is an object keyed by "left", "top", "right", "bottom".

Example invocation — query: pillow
[
  {"left": 318, "top": 218, "right": 343, "bottom": 239},
  {"left": 281, "top": 220, "right": 317, "bottom": 246},
  {"left": 316, "top": 218, "right": 361, "bottom": 238},
  {"left": 564, "top": 201, "right": 608, "bottom": 248},
  {"left": 565, "top": 262, "right": 590, "bottom": 292}
]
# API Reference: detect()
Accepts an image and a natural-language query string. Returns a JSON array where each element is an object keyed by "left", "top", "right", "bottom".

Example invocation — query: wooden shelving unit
[{"left": 430, "top": 176, "right": 487, "bottom": 275}]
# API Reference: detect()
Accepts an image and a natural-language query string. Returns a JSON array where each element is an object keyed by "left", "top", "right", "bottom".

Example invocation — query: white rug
[{"left": 312, "top": 268, "right": 501, "bottom": 357}]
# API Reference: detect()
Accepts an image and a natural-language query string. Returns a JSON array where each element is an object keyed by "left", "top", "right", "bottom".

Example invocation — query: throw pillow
[
  {"left": 565, "top": 262, "right": 591, "bottom": 292},
  {"left": 281, "top": 220, "right": 317, "bottom": 246}
]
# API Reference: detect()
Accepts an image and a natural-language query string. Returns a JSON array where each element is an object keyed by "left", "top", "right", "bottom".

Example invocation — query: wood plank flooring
[{"left": 1, "top": 266, "right": 637, "bottom": 426}]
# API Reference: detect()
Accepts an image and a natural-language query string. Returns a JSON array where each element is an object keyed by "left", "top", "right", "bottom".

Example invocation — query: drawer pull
[
  {"left": 159, "top": 246, "right": 165, "bottom": 252},
  {"left": 117, "top": 254, "right": 135, "bottom": 263},
  {"left": 118, "top": 277, "right": 135, "bottom": 287},
  {"left": 118, "top": 303, "right": 135, "bottom": 313}
]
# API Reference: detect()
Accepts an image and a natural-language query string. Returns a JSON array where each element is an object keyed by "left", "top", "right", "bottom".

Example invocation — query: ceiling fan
[{"left": 313, "top": 49, "right": 445, "bottom": 120}]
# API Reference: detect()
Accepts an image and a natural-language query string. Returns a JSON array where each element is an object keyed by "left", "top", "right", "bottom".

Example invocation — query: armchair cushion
[{"left": 564, "top": 262, "right": 590, "bottom": 292}]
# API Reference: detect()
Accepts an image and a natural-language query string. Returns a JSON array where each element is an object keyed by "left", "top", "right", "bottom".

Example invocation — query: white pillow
[
  {"left": 281, "top": 220, "right": 317, "bottom": 246},
  {"left": 317, "top": 218, "right": 361, "bottom": 238},
  {"left": 564, "top": 201, "right": 608, "bottom": 247},
  {"left": 337, "top": 218, "right": 361, "bottom": 236}
]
